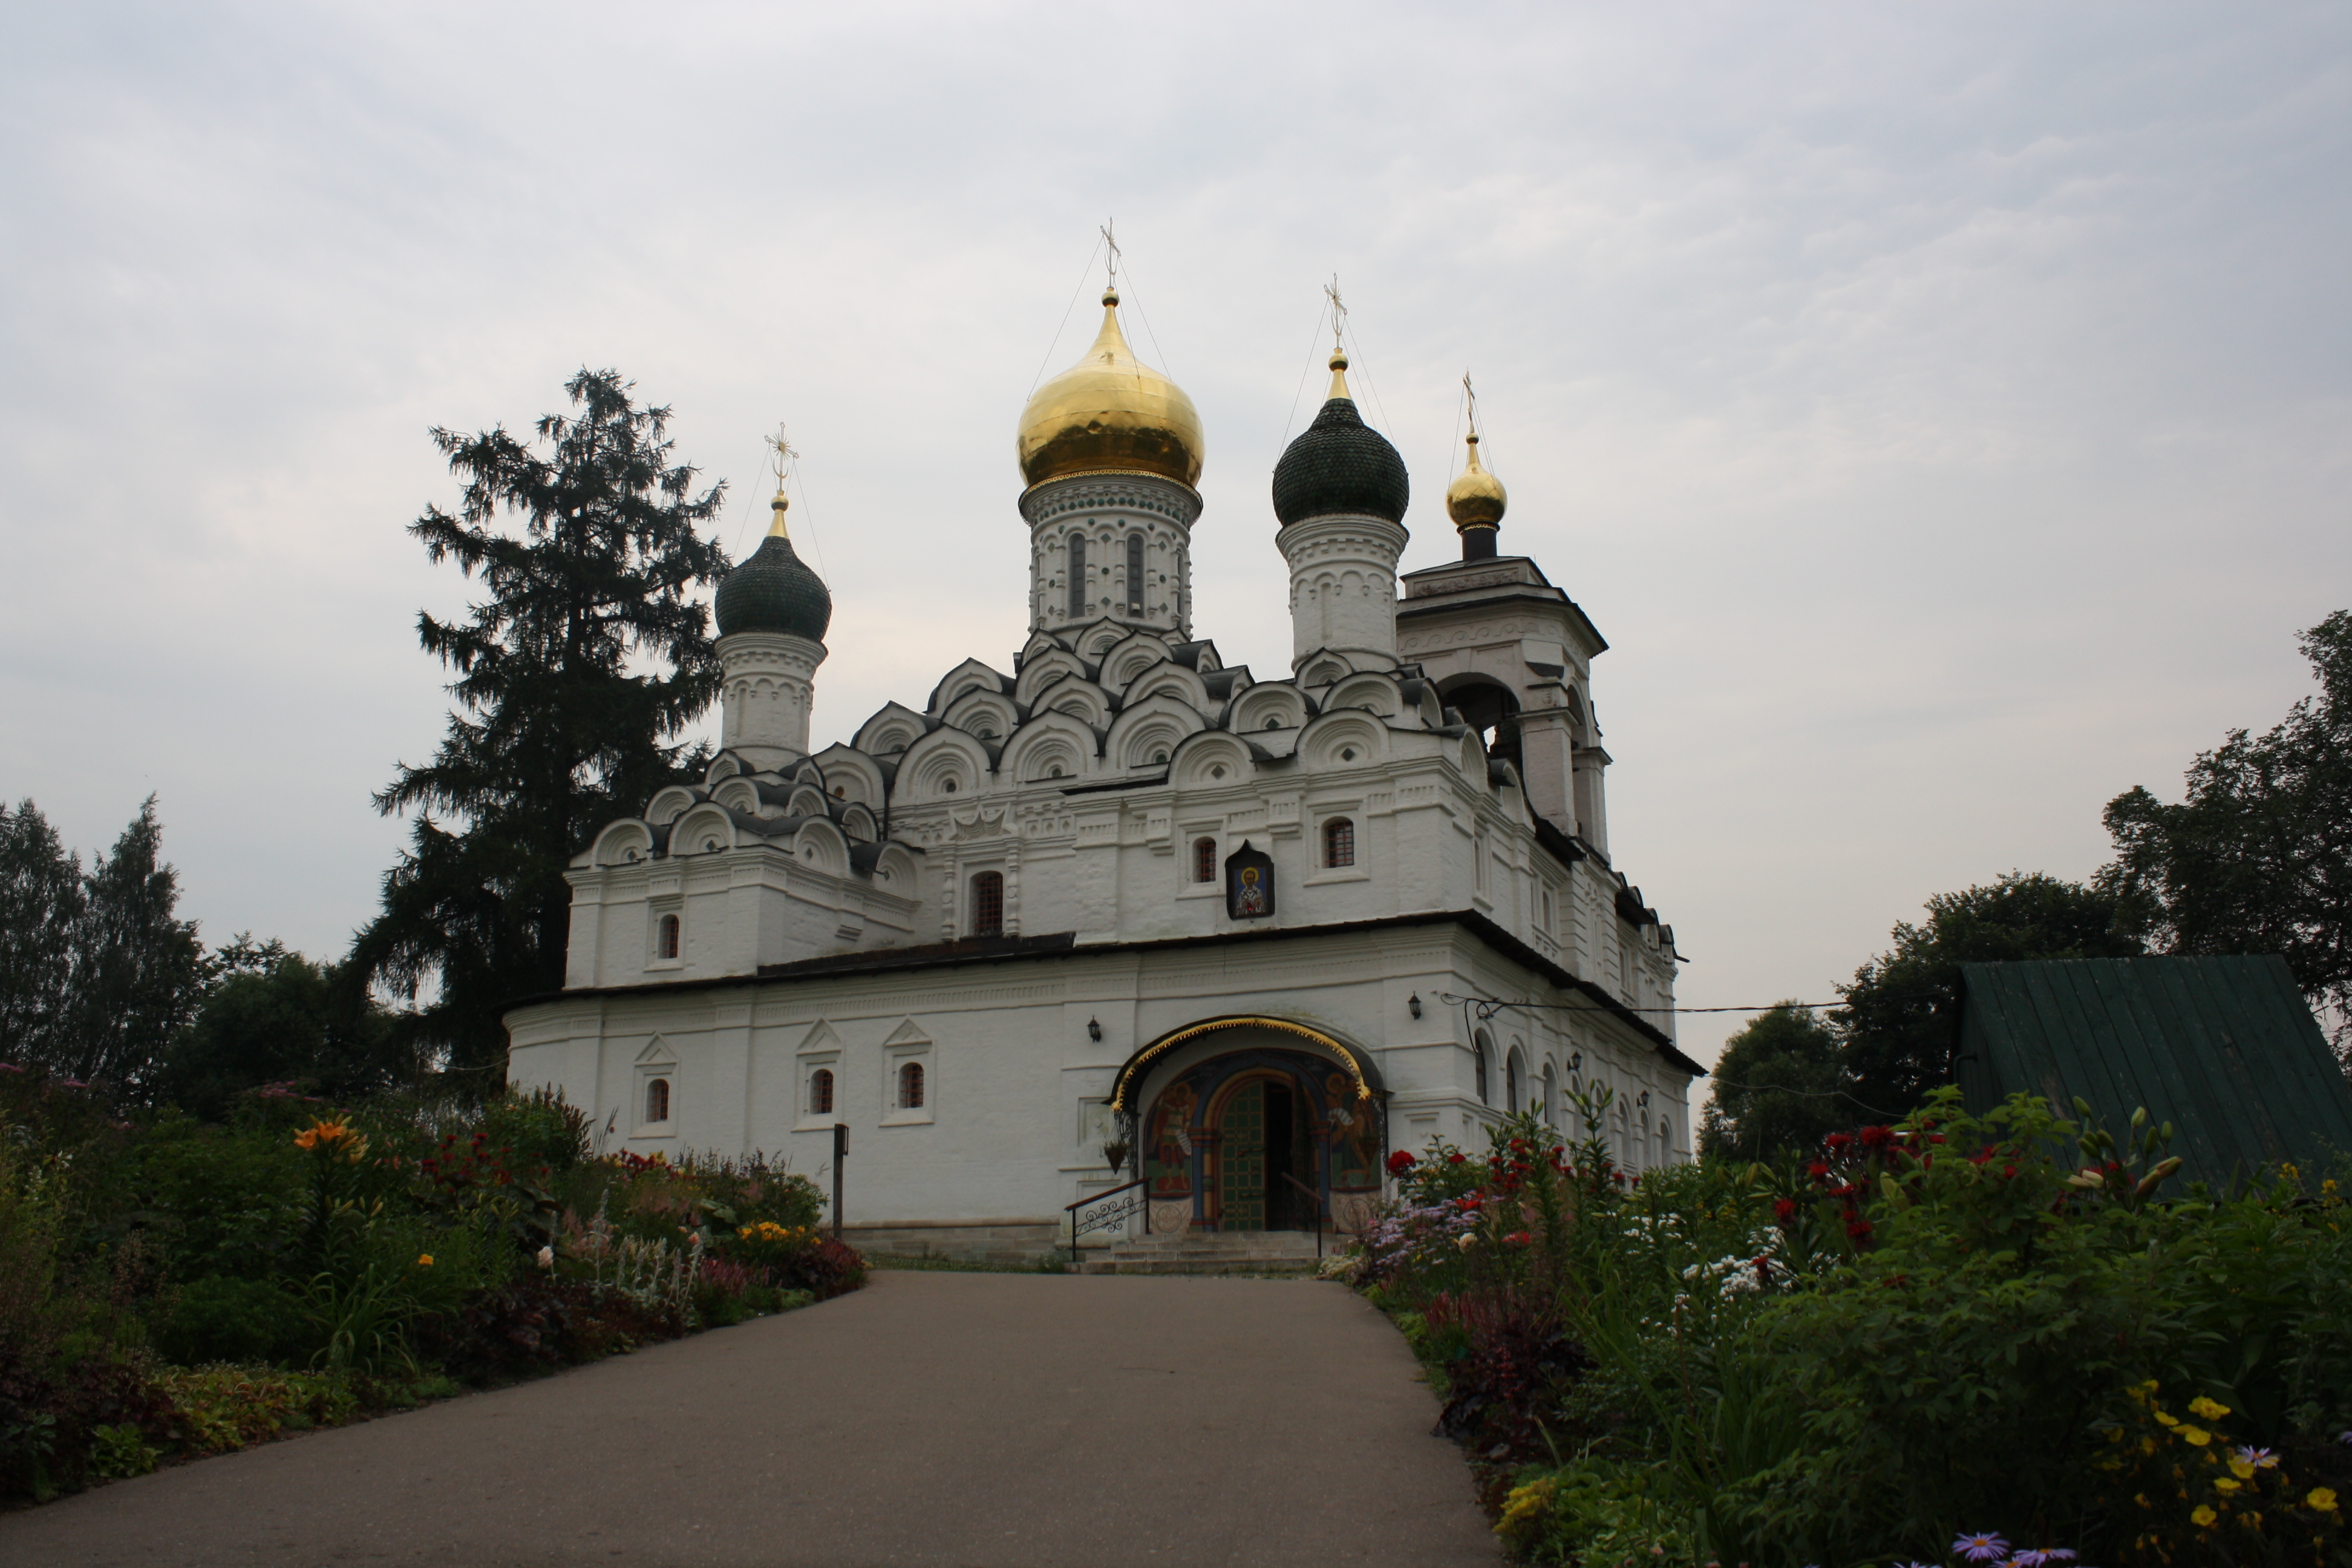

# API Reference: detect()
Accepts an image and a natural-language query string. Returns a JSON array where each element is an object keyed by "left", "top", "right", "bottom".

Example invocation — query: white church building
[{"left": 504, "top": 279, "right": 1701, "bottom": 1259}]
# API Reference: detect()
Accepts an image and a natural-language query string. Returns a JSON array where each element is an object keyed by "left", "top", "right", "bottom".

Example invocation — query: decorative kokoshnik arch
[{"left": 1108, "top": 1015, "right": 1387, "bottom": 1116}]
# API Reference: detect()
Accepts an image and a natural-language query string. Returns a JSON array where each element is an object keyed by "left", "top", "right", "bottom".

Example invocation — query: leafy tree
[
  {"left": 154, "top": 938, "right": 408, "bottom": 1120},
  {"left": 1698, "top": 1004, "right": 1849, "bottom": 1159},
  {"left": 1837, "top": 872, "right": 2141, "bottom": 1120},
  {"left": 0, "top": 799, "right": 85, "bottom": 1065},
  {"left": 67, "top": 796, "right": 208, "bottom": 1088},
  {"left": 348, "top": 369, "right": 730, "bottom": 1080},
  {"left": 0, "top": 796, "right": 204, "bottom": 1089},
  {"left": 2101, "top": 610, "right": 2352, "bottom": 1057}
]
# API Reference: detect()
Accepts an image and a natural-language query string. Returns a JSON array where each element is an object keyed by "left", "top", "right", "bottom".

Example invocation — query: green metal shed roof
[{"left": 1955, "top": 956, "right": 2352, "bottom": 1190}]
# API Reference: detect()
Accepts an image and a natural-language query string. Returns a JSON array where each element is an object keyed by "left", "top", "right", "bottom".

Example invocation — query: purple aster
[
  {"left": 2235, "top": 1445, "right": 2280, "bottom": 1469},
  {"left": 1954, "top": 1535, "right": 2011, "bottom": 1564},
  {"left": 2010, "top": 1552, "right": 2078, "bottom": 1567}
]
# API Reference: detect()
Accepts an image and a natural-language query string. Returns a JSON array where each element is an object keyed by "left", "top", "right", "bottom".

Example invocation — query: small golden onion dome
[
  {"left": 1445, "top": 432, "right": 1508, "bottom": 531},
  {"left": 1017, "top": 287, "right": 1204, "bottom": 492}
]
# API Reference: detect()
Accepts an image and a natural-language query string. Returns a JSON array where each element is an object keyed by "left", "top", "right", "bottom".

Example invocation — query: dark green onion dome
[
  {"left": 714, "top": 494, "right": 832, "bottom": 641},
  {"left": 1271, "top": 351, "right": 1410, "bottom": 527}
]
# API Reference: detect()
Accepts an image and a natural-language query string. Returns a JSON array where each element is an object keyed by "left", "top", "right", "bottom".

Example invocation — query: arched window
[
  {"left": 897, "top": 1061, "right": 926, "bottom": 1109},
  {"left": 644, "top": 1077, "right": 670, "bottom": 1124},
  {"left": 970, "top": 871, "right": 1004, "bottom": 938},
  {"left": 1193, "top": 837, "right": 1217, "bottom": 883},
  {"left": 1473, "top": 1031, "right": 1492, "bottom": 1105},
  {"left": 1126, "top": 533, "right": 1145, "bottom": 613},
  {"left": 808, "top": 1068, "right": 834, "bottom": 1116},
  {"left": 1323, "top": 817, "right": 1355, "bottom": 869},
  {"left": 1506, "top": 1050, "right": 1522, "bottom": 1113},
  {"left": 1659, "top": 1117, "right": 1674, "bottom": 1164},
  {"left": 1541, "top": 1063, "right": 1556, "bottom": 1126},
  {"left": 656, "top": 914, "right": 680, "bottom": 960},
  {"left": 1067, "top": 536, "right": 1088, "bottom": 619}
]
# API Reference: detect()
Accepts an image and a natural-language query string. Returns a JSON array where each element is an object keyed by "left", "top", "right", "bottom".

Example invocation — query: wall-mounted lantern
[
  {"left": 1086, "top": 1016, "right": 1103, "bottom": 1042},
  {"left": 1569, "top": 1051, "right": 1583, "bottom": 1072},
  {"left": 1407, "top": 993, "right": 1422, "bottom": 1019}
]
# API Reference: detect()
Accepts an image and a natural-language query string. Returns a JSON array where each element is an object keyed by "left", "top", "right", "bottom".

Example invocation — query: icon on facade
[{"left": 1224, "top": 840, "right": 1275, "bottom": 920}]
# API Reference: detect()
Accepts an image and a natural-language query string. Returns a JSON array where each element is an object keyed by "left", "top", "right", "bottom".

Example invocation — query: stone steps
[{"left": 1078, "top": 1230, "right": 1333, "bottom": 1276}]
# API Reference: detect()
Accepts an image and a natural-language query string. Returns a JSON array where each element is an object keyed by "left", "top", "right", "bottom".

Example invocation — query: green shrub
[
  {"left": 87, "top": 1422, "right": 157, "bottom": 1478},
  {"left": 152, "top": 1277, "right": 306, "bottom": 1367}
]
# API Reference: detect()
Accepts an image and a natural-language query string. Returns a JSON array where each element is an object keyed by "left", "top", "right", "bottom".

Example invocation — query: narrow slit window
[
  {"left": 1506, "top": 1051, "right": 1521, "bottom": 1113},
  {"left": 644, "top": 1076, "right": 670, "bottom": 1124},
  {"left": 809, "top": 1068, "right": 834, "bottom": 1116},
  {"left": 1323, "top": 818, "right": 1355, "bottom": 868},
  {"left": 656, "top": 914, "right": 680, "bottom": 960},
  {"left": 1473, "top": 1033, "right": 1491, "bottom": 1106},
  {"left": 971, "top": 871, "right": 1004, "bottom": 937},
  {"left": 1067, "top": 536, "right": 1087, "bottom": 619},
  {"left": 1192, "top": 838, "right": 1217, "bottom": 884},
  {"left": 898, "top": 1061, "right": 926, "bottom": 1109},
  {"left": 1126, "top": 533, "right": 1145, "bottom": 613}
]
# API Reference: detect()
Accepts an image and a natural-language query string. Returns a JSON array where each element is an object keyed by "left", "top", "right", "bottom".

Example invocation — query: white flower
[
  {"left": 1456, "top": 1232, "right": 1478, "bottom": 1251},
  {"left": 537, "top": 1244, "right": 555, "bottom": 1269}
]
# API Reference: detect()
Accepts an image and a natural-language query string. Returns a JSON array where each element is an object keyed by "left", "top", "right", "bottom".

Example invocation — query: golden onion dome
[
  {"left": 1017, "top": 287, "right": 1204, "bottom": 492},
  {"left": 1444, "top": 431, "right": 1508, "bottom": 531}
]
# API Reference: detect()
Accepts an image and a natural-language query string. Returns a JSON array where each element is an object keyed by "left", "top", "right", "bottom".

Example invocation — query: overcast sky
[{"left": 3, "top": 2, "right": 2345, "bottom": 1072}]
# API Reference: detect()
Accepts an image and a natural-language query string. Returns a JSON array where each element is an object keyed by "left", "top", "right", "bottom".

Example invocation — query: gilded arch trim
[{"left": 1109, "top": 1015, "right": 1385, "bottom": 1114}]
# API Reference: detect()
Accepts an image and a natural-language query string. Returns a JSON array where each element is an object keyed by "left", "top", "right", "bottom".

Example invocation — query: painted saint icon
[{"left": 1224, "top": 840, "right": 1275, "bottom": 920}]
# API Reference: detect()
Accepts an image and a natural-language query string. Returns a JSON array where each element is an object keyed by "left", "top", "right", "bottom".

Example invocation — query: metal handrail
[
  {"left": 1063, "top": 1177, "right": 1146, "bottom": 1212},
  {"left": 1277, "top": 1171, "right": 1324, "bottom": 1263},
  {"left": 1065, "top": 1177, "right": 1149, "bottom": 1256}
]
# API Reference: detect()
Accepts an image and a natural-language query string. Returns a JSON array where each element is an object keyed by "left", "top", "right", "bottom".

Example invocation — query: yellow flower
[
  {"left": 2215, "top": 1478, "right": 2242, "bottom": 1494},
  {"left": 2192, "top": 1505, "right": 2218, "bottom": 1527},
  {"left": 2154, "top": 1410, "right": 2180, "bottom": 1427},
  {"left": 2179, "top": 1425, "right": 2212, "bottom": 1446},
  {"left": 417, "top": 1253, "right": 435, "bottom": 1267},
  {"left": 2229, "top": 1457, "right": 2256, "bottom": 1480},
  {"left": 2188, "top": 1396, "right": 2231, "bottom": 1420},
  {"left": 2310, "top": 1487, "right": 2339, "bottom": 1512},
  {"left": 1495, "top": 1478, "right": 1554, "bottom": 1530}
]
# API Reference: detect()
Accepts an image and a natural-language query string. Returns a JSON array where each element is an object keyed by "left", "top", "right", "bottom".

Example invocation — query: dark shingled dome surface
[
  {"left": 714, "top": 534, "right": 832, "bottom": 640},
  {"left": 1272, "top": 397, "right": 1410, "bottom": 526}
]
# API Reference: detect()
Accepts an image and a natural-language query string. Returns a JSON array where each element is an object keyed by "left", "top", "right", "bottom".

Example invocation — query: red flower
[
  {"left": 1824, "top": 1132, "right": 1854, "bottom": 1156},
  {"left": 1503, "top": 1230, "right": 1533, "bottom": 1246},
  {"left": 1456, "top": 1193, "right": 1484, "bottom": 1211},
  {"left": 1806, "top": 1160, "right": 1830, "bottom": 1181},
  {"left": 1845, "top": 1217, "right": 1873, "bottom": 1241},
  {"left": 1446, "top": 1152, "right": 1466, "bottom": 1166},
  {"left": 1385, "top": 1149, "right": 1417, "bottom": 1175},
  {"left": 1773, "top": 1197, "right": 1798, "bottom": 1224},
  {"left": 1970, "top": 1147, "right": 1995, "bottom": 1167},
  {"left": 1858, "top": 1125, "right": 1893, "bottom": 1152}
]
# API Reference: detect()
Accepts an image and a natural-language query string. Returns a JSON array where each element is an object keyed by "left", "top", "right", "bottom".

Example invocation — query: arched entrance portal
[{"left": 1114, "top": 1019, "right": 1386, "bottom": 1235}]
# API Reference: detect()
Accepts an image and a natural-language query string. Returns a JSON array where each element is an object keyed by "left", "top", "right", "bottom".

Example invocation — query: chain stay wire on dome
[
  {"left": 1281, "top": 295, "right": 1334, "bottom": 448},
  {"left": 1026, "top": 230, "right": 1111, "bottom": 400}
]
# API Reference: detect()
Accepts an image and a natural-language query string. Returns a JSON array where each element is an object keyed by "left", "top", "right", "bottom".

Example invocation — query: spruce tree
[{"left": 350, "top": 368, "right": 729, "bottom": 1079}]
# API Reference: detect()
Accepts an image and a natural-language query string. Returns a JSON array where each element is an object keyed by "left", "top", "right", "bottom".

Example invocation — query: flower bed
[
  {"left": 0, "top": 1069, "right": 863, "bottom": 1503},
  {"left": 1357, "top": 1088, "right": 2352, "bottom": 1565}
]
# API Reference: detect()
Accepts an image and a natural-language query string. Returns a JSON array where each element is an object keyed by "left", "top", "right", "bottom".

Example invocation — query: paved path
[{"left": 4, "top": 1271, "right": 1499, "bottom": 1567}]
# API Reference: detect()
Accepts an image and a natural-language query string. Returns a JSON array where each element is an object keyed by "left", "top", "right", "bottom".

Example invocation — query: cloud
[{"left": 2, "top": 1, "right": 2345, "bottom": 1068}]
